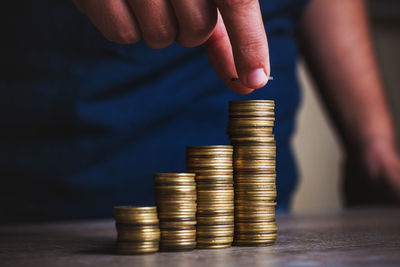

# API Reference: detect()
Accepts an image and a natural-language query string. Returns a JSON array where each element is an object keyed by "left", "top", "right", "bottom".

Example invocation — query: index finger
[{"left": 214, "top": 0, "right": 270, "bottom": 89}]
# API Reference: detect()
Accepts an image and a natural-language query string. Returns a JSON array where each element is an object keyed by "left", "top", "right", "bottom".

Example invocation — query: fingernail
[{"left": 245, "top": 68, "right": 268, "bottom": 88}]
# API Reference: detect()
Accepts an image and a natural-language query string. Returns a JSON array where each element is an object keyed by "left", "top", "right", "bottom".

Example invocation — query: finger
[
  {"left": 127, "top": 0, "right": 177, "bottom": 48},
  {"left": 170, "top": 0, "right": 217, "bottom": 47},
  {"left": 78, "top": 0, "right": 141, "bottom": 44},
  {"left": 214, "top": 0, "right": 270, "bottom": 89},
  {"left": 205, "top": 13, "right": 254, "bottom": 94}
]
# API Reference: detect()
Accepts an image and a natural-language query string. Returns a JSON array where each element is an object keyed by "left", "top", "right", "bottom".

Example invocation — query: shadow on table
[{"left": 76, "top": 237, "right": 116, "bottom": 255}]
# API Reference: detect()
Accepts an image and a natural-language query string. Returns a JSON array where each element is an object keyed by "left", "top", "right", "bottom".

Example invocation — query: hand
[
  {"left": 72, "top": 0, "right": 270, "bottom": 94},
  {"left": 361, "top": 139, "right": 400, "bottom": 200}
]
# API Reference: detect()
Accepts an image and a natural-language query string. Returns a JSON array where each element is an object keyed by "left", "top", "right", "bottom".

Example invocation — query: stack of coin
[
  {"left": 186, "top": 145, "right": 234, "bottom": 249},
  {"left": 114, "top": 206, "right": 160, "bottom": 254},
  {"left": 153, "top": 173, "right": 197, "bottom": 251},
  {"left": 227, "top": 100, "right": 278, "bottom": 246}
]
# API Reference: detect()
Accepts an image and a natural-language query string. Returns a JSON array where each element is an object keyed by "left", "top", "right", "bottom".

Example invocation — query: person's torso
[{"left": 0, "top": 0, "right": 307, "bottom": 222}]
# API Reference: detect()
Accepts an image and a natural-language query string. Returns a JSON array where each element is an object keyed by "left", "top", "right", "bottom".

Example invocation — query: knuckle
[
  {"left": 190, "top": 18, "right": 216, "bottom": 38},
  {"left": 144, "top": 26, "right": 176, "bottom": 49},
  {"left": 215, "top": 0, "right": 255, "bottom": 9},
  {"left": 106, "top": 29, "right": 140, "bottom": 44},
  {"left": 178, "top": 17, "right": 217, "bottom": 48}
]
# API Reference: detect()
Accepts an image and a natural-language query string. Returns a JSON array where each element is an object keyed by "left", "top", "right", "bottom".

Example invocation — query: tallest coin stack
[{"left": 227, "top": 100, "right": 278, "bottom": 246}]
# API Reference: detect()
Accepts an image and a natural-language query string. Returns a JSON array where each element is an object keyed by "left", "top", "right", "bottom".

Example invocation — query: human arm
[{"left": 299, "top": 0, "right": 400, "bottom": 197}]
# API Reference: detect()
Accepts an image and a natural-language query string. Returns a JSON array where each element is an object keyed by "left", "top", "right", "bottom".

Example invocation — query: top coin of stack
[
  {"left": 227, "top": 100, "right": 275, "bottom": 146},
  {"left": 186, "top": 145, "right": 234, "bottom": 249},
  {"left": 114, "top": 206, "right": 160, "bottom": 254},
  {"left": 227, "top": 100, "right": 278, "bottom": 246},
  {"left": 153, "top": 173, "right": 197, "bottom": 251}
]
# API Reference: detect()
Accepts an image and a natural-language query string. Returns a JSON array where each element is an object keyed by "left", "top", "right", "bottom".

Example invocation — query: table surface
[{"left": 1, "top": 208, "right": 400, "bottom": 267}]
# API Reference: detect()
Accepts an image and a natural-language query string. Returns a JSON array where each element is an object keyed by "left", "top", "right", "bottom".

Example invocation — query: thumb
[{"left": 204, "top": 12, "right": 254, "bottom": 95}]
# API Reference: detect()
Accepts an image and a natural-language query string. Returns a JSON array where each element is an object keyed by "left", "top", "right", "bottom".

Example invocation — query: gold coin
[
  {"left": 198, "top": 191, "right": 234, "bottom": 197},
  {"left": 187, "top": 157, "right": 232, "bottom": 162},
  {"left": 185, "top": 153, "right": 232, "bottom": 158},
  {"left": 234, "top": 158, "right": 276, "bottom": 164},
  {"left": 161, "top": 230, "right": 196, "bottom": 239},
  {"left": 235, "top": 158, "right": 276, "bottom": 165},
  {"left": 197, "top": 216, "right": 234, "bottom": 224},
  {"left": 235, "top": 182, "right": 276, "bottom": 188},
  {"left": 197, "top": 201, "right": 234, "bottom": 207},
  {"left": 195, "top": 174, "right": 233, "bottom": 180},
  {"left": 235, "top": 210, "right": 276, "bottom": 216},
  {"left": 235, "top": 202, "right": 277, "bottom": 208},
  {"left": 229, "top": 116, "right": 275, "bottom": 123},
  {"left": 235, "top": 187, "right": 276, "bottom": 193},
  {"left": 155, "top": 195, "right": 197, "bottom": 201},
  {"left": 234, "top": 167, "right": 276, "bottom": 172},
  {"left": 235, "top": 196, "right": 276, "bottom": 202},
  {"left": 234, "top": 171, "right": 276, "bottom": 177},
  {"left": 197, "top": 211, "right": 234, "bottom": 217},
  {"left": 157, "top": 202, "right": 197, "bottom": 209},
  {"left": 114, "top": 207, "right": 159, "bottom": 225},
  {"left": 197, "top": 194, "right": 234, "bottom": 199},
  {"left": 233, "top": 235, "right": 277, "bottom": 246},
  {"left": 117, "top": 230, "right": 160, "bottom": 242},
  {"left": 153, "top": 177, "right": 196, "bottom": 184},
  {"left": 155, "top": 191, "right": 197, "bottom": 197},
  {"left": 196, "top": 236, "right": 234, "bottom": 244},
  {"left": 155, "top": 184, "right": 196, "bottom": 189},
  {"left": 197, "top": 203, "right": 234, "bottom": 208},
  {"left": 235, "top": 190, "right": 276, "bottom": 196},
  {"left": 235, "top": 215, "right": 276, "bottom": 222},
  {"left": 155, "top": 199, "right": 196, "bottom": 204},
  {"left": 236, "top": 222, "right": 277, "bottom": 230},
  {"left": 234, "top": 145, "right": 276, "bottom": 153},
  {"left": 228, "top": 123, "right": 275, "bottom": 130},
  {"left": 197, "top": 229, "right": 234, "bottom": 237},
  {"left": 187, "top": 145, "right": 233, "bottom": 151},
  {"left": 197, "top": 184, "right": 233, "bottom": 189},
  {"left": 197, "top": 197, "right": 234, "bottom": 203},
  {"left": 197, "top": 243, "right": 231, "bottom": 249},
  {"left": 158, "top": 215, "right": 196, "bottom": 221},
  {"left": 114, "top": 206, "right": 158, "bottom": 222},
  {"left": 159, "top": 221, "right": 196, "bottom": 228},
  {"left": 234, "top": 233, "right": 278, "bottom": 240},
  {"left": 234, "top": 201, "right": 277, "bottom": 207},
  {"left": 157, "top": 210, "right": 196, "bottom": 217},
  {"left": 157, "top": 210, "right": 196, "bottom": 216},
  {"left": 159, "top": 239, "right": 196, "bottom": 245},
  {"left": 235, "top": 179, "right": 276, "bottom": 184},
  {"left": 189, "top": 171, "right": 234, "bottom": 177},
  {"left": 186, "top": 163, "right": 233, "bottom": 169},
  {"left": 116, "top": 241, "right": 159, "bottom": 254},
  {"left": 154, "top": 173, "right": 195, "bottom": 177},
  {"left": 234, "top": 155, "right": 276, "bottom": 161},
  {"left": 197, "top": 224, "right": 234, "bottom": 231},
  {"left": 159, "top": 226, "right": 196, "bottom": 231},
  {"left": 230, "top": 141, "right": 275, "bottom": 147},
  {"left": 227, "top": 126, "right": 274, "bottom": 134},
  {"left": 235, "top": 189, "right": 276, "bottom": 194},
  {"left": 229, "top": 100, "right": 275, "bottom": 108},
  {"left": 197, "top": 208, "right": 234, "bottom": 215}
]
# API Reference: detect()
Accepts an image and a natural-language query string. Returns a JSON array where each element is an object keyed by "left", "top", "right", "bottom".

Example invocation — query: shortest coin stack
[
  {"left": 154, "top": 173, "right": 197, "bottom": 251},
  {"left": 114, "top": 206, "right": 160, "bottom": 254}
]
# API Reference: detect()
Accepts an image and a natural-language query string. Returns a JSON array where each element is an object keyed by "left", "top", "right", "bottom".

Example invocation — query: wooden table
[{"left": 1, "top": 208, "right": 399, "bottom": 266}]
